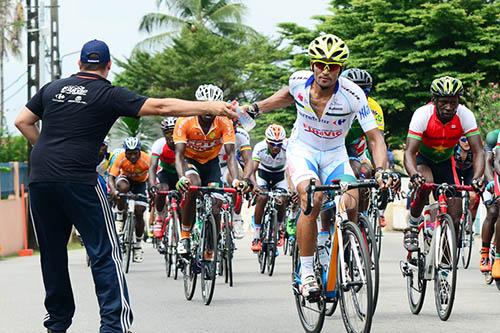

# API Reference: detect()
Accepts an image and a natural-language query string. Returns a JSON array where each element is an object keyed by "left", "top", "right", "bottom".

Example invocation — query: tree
[
  {"left": 0, "top": 134, "right": 27, "bottom": 162},
  {"left": 0, "top": 0, "right": 24, "bottom": 130},
  {"left": 279, "top": 0, "right": 500, "bottom": 142},
  {"left": 138, "top": 0, "right": 257, "bottom": 48},
  {"left": 114, "top": 29, "right": 293, "bottom": 142}
]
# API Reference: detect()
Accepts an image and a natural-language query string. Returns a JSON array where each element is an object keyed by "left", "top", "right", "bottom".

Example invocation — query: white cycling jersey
[
  {"left": 288, "top": 70, "right": 378, "bottom": 151},
  {"left": 252, "top": 140, "right": 287, "bottom": 173},
  {"left": 219, "top": 127, "right": 251, "bottom": 165}
]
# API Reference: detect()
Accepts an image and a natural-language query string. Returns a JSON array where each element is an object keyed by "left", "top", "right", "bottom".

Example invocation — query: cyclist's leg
[
  {"left": 129, "top": 181, "right": 147, "bottom": 262},
  {"left": 180, "top": 159, "right": 201, "bottom": 238},
  {"left": 114, "top": 176, "right": 130, "bottom": 232}
]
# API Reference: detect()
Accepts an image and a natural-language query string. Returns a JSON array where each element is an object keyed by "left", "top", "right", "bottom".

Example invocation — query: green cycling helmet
[{"left": 430, "top": 76, "right": 464, "bottom": 97}]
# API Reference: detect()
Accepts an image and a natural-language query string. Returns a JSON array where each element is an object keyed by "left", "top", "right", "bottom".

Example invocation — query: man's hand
[
  {"left": 240, "top": 103, "right": 260, "bottom": 119},
  {"left": 410, "top": 173, "right": 426, "bottom": 188},
  {"left": 148, "top": 185, "right": 157, "bottom": 198},
  {"left": 109, "top": 190, "right": 120, "bottom": 202},
  {"left": 291, "top": 191, "right": 299, "bottom": 204},
  {"left": 472, "top": 178, "right": 485, "bottom": 192},
  {"left": 206, "top": 101, "right": 238, "bottom": 119},
  {"left": 374, "top": 168, "right": 390, "bottom": 189},
  {"left": 176, "top": 176, "right": 191, "bottom": 193}
]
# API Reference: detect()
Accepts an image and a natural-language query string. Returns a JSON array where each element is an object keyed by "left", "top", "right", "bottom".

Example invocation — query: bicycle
[
  {"left": 182, "top": 185, "right": 240, "bottom": 305},
  {"left": 400, "top": 182, "right": 473, "bottom": 321},
  {"left": 257, "top": 188, "right": 289, "bottom": 276},
  {"left": 457, "top": 190, "right": 473, "bottom": 269},
  {"left": 117, "top": 192, "right": 148, "bottom": 274},
  {"left": 156, "top": 190, "right": 182, "bottom": 279},
  {"left": 292, "top": 179, "right": 376, "bottom": 333},
  {"left": 482, "top": 193, "right": 498, "bottom": 286},
  {"left": 216, "top": 188, "right": 242, "bottom": 287},
  {"left": 284, "top": 201, "right": 299, "bottom": 256}
]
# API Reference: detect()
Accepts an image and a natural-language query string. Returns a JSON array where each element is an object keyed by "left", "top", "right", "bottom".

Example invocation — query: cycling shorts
[
  {"left": 456, "top": 167, "right": 473, "bottom": 186},
  {"left": 286, "top": 141, "right": 356, "bottom": 189},
  {"left": 416, "top": 154, "right": 461, "bottom": 198},
  {"left": 185, "top": 157, "right": 222, "bottom": 187},
  {"left": 158, "top": 170, "right": 178, "bottom": 190},
  {"left": 116, "top": 175, "right": 148, "bottom": 206},
  {"left": 256, "top": 169, "right": 287, "bottom": 191}
]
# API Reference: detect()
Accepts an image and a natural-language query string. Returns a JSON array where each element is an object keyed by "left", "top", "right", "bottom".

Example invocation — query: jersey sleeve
[
  {"left": 111, "top": 87, "right": 147, "bottom": 118},
  {"left": 357, "top": 93, "right": 378, "bottom": 134},
  {"left": 236, "top": 128, "right": 251, "bottom": 151},
  {"left": 458, "top": 106, "right": 480, "bottom": 137},
  {"left": 407, "top": 106, "right": 430, "bottom": 141},
  {"left": 109, "top": 152, "right": 125, "bottom": 177},
  {"left": 151, "top": 138, "right": 164, "bottom": 156},
  {"left": 252, "top": 141, "right": 264, "bottom": 161},
  {"left": 288, "top": 70, "right": 313, "bottom": 95},
  {"left": 221, "top": 118, "right": 236, "bottom": 144},
  {"left": 25, "top": 82, "right": 50, "bottom": 118},
  {"left": 368, "top": 97, "right": 384, "bottom": 131},
  {"left": 173, "top": 117, "right": 188, "bottom": 144}
]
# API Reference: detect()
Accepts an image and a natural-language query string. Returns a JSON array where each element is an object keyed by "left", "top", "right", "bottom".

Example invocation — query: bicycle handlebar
[
  {"left": 187, "top": 186, "right": 242, "bottom": 211},
  {"left": 418, "top": 183, "right": 474, "bottom": 193},
  {"left": 117, "top": 192, "right": 148, "bottom": 200},
  {"left": 304, "top": 179, "right": 379, "bottom": 216}
]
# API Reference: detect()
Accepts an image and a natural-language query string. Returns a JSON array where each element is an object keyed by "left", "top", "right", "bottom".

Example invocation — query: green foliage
[
  {"left": 0, "top": 135, "right": 27, "bottom": 162},
  {"left": 114, "top": 29, "right": 294, "bottom": 139},
  {"left": 279, "top": 0, "right": 500, "bottom": 143},
  {"left": 465, "top": 81, "right": 500, "bottom": 136}
]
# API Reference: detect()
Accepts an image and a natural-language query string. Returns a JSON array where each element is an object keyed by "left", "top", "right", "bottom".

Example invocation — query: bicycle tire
[
  {"left": 124, "top": 214, "right": 135, "bottom": 274},
  {"left": 223, "top": 212, "right": 234, "bottom": 286},
  {"left": 259, "top": 215, "right": 269, "bottom": 274},
  {"left": 201, "top": 214, "right": 218, "bottom": 305},
  {"left": 164, "top": 220, "right": 172, "bottom": 277},
  {"left": 292, "top": 241, "right": 326, "bottom": 333},
  {"left": 370, "top": 208, "right": 382, "bottom": 259},
  {"left": 183, "top": 256, "right": 197, "bottom": 301},
  {"left": 434, "top": 214, "right": 457, "bottom": 321},
  {"left": 267, "top": 209, "right": 278, "bottom": 276},
  {"left": 358, "top": 215, "right": 380, "bottom": 315},
  {"left": 339, "top": 221, "right": 374, "bottom": 333},
  {"left": 405, "top": 251, "right": 427, "bottom": 315},
  {"left": 460, "top": 210, "right": 473, "bottom": 269},
  {"left": 325, "top": 297, "right": 339, "bottom": 317}
]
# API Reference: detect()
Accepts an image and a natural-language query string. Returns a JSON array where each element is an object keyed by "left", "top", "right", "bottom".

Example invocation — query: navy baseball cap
[{"left": 80, "top": 39, "right": 110, "bottom": 64}]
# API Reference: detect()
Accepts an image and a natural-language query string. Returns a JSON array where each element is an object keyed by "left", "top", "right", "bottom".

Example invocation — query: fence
[{"left": 0, "top": 162, "right": 28, "bottom": 200}]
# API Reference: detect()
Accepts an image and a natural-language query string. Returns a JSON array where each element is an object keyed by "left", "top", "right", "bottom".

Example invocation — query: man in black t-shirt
[{"left": 15, "top": 39, "right": 236, "bottom": 333}]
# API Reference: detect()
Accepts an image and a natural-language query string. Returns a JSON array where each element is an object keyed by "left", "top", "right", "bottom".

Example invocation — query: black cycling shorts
[
  {"left": 116, "top": 175, "right": 148, "bottom": 206},
  {"left": 456, "top": 167, "right": 473, "bottom": 186},
  {"left": 185, "top": 157, "right": 222, "bottom": 187},
  {"left": 158, "top": 170, "right": 179, "bottom": 190},
  {"left": 416, "top": 154, "right": 460, "bottom": 197}
]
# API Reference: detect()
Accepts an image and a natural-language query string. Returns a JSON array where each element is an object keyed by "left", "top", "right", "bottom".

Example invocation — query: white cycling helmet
[
  {"left": 265, "top": 124, "right": 286, "bottom": 143},
  {"left": 102, "top": 136, "right": 111, "bottom": 146},
  {"left": 195, "top": 84, "right": 224, "bottom": 101},
  {"left": 160, "top": 117, "right": 177, "bottom": 131},
  {"left": 123, "top": 137, "right": 141, "bottom": 151}
]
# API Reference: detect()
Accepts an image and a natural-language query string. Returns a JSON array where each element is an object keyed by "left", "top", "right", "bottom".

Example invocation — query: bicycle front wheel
[
  {"left": 201, "top": 214, "right": 218, "bottom": 305},
  {"left": 292, "top": 242, "right": 325, "bottom": 333},
  {"left": 223, "top": 212, "right": 234, "bottom": 286},
  {"left": 267, "top": 210, "right": 278, "bottom": 276},
  {"left": 123, "top": 214, "right": 135, "bottom": 274},
  {"left": 339, "top": 221, "right": 373, "bottom": 333},
  {"left": 358, "top": 215, "right": 379, "bottom": 315},
  {"left": 434, "top": 214, "right": 457, "bottom": 321}
]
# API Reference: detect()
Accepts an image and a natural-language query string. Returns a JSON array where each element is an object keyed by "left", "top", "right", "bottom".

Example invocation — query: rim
[{"left": 434, "top": 216, "right": 456, "bottom": 320}]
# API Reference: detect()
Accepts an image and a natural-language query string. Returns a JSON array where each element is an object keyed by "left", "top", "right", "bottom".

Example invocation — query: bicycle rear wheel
[
  {"left": 201, "top": 215, "right": 218, "bottom": 305},
  {"left": 223, "top": 212, "right": 234, "bottom": 286},
  {"left": 404, "top": 251, "right": 427, "bottom": 314},
  {"left": 460, "top": 210, "right": 473, "bottom": 269},
  {"left": 123, "top": 214, "right": 135, "bottom": 274},
  {"left": 434, "top": 214, "right": 457, "bottom": 321},
  {"left": 292, "top": 242, "right": 325, "bottom": 333},
  {"left": 339, "top": 221, "right": 373, "bottom": 333},
  {"left": 358, "top": 215, "right": 379, "bottom": 315},
  {"left": 259, "top": 217, "right": 269, "bottom": 274},
  {"left": 267, "top": 210, "right": 278, "bottom": 276},
  {"left": 183, "top": 256, "right": 197, "bottom": 301},
  {"left": 164, "top": 220, "right": 172, "bottom": 277}
]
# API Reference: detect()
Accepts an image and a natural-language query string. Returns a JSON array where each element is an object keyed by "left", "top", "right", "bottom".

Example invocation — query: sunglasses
[
  {"left": 460, "top": 137, "right": 467, "bottom": 143},
  {"left": 312, "top": 60, "right": 342, "bottom": 72},
  {"left": 267, "top": 141, "right": 283, "bottom": 148}
]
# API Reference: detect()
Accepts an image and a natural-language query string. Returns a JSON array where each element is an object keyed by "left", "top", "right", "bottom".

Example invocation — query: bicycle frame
[{"left": 157, "top": 191, "right": 181, "bottom": 255}]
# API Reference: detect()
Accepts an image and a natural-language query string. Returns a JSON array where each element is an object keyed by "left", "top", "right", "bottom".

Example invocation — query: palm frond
[
  {"left": 139, "top": 12, "right": 187, "bottom": 33},
  {"left": 213, "top": 21, "right": 258, "bottom": 40},
  {"left": 134, "top": 31, "right": 179, "bottom": 52},
  {"left": 207, "top": 2, "right": 246, "bottom": 24}
]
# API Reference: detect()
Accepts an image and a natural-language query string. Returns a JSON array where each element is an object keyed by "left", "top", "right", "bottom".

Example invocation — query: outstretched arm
[
  {"left": 250, "top": 87, "right": 295, "bottom": 114},
  {"left": 139, "top": 98, "right": 237, "bottom": 119}
]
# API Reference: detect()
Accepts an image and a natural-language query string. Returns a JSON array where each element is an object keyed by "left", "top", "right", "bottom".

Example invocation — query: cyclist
[
  {"left": 341, "top": 68, "right": 388, "bottom": 226},
  {"left": 108, "top": 137, "right": 151, "bottom": 262},
  {"left": 149, "top": 117, "right": 179, "bottom": 238},
  {"left": 246, "top": 124, "right": 288, "bottom": 252},
  {"left": 96, "top": 136, "right": 111, "bottom": 193},
  {"left": 403, "top": 76, "right": 484, "bottom": 251},
  {"left": 480, "top": 129, "right": 500, "bottom": 273},
  {"left": 240, "top": 34, "right": 389, "bottom": 300},
  {"left": 174, "top": 84, "right": 245, "bottom": 256},
  {"left": 219, "top": 121, "right": 253, "bottom": 239},
  {"left": 454, "top": 136, "right": 479, "bottom": 221}
]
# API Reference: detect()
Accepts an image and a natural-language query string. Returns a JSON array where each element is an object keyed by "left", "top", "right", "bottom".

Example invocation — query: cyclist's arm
[
  {"left": 138, "top": 98, "right": 237, "bottom": 118},
  {"left": 175, "top": 143, "right": 189, "bottom": 178},
  {"left": 495, "top": 148, "right": 500, "bottom": 176},
  {"left": 365, "top": 128, "right": 388, "bottom": 169},
  {"left": 240, "top": 148, "right": 256, "bottom": 183},
  {"left": 404, "top": 137, "right": 421, "bottom": 177},
  {"left": 108, "top": 174, "right": 117, "bottom": 194},
  {"left": 15, "top": 107, "right": 40, "bottom": 145},
  {"left": 484, "top": 151, "right": 494, "bottom": 182},
  {"left": 254, "top": 87, "right": 294, "bottom": 114},
  {"left": 225, "top": 143, "right": 239, "bottom": 186},
  {"left": 468, "top": 135, "right": 485, "bottom": 180},
  {"left": 148, "top": 155, "right": 160, "bottom": 189}
]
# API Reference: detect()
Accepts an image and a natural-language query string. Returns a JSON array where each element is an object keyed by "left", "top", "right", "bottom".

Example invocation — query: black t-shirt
[{"left": 26, "top": 72, "right": 147, "bottom": 185}]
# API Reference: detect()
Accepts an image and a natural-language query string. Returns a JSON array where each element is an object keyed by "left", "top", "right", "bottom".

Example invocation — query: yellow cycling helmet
[
  {"left": 308, "top": 34, "right": 349, "bottom": 63},
  {"left": 430, "top": 76, "right": 463, "bottom": 97}
]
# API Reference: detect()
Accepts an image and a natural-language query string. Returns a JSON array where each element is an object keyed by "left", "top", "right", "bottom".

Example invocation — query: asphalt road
[{"left": 1, "top": 232, "right": 499, "bottom": 333}]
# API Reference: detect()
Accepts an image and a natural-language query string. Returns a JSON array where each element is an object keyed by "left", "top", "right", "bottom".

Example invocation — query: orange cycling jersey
[
  {"left": 173, "top": 116, "right": 235, "bottom": 164},
  {"left": 109, "top": 151, "right": 150, "bottom": 182}
]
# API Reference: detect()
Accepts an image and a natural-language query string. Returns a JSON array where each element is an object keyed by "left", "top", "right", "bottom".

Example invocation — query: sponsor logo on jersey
[
  {"left": 359, "top": 105, "right": 371, "bottom": 119},
  {"left": 60, "top": 85, "right": 88, "bottom": 96},
  {"left": 187, "top": 139, "right": 221, "bottom": 151},
  {"left": 332, "top": 118, "right": 347, "bottom": 126},
  {"left": 298, "top": 92, "right": 304, "bottom": 101},
  {"left": 303, "top": 123, "right": 342, "bottom": 139}
]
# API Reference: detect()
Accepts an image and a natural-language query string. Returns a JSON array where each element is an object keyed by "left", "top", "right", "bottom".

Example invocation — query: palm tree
[
  {"left": 110, "top": 116, "right": 161, "bottom": 151},
  {"left": 0, "top": 0, "right": 24, "bottom": 131},
  {"left": 137, "top": 0, "right": 256, "bottom": 49}
]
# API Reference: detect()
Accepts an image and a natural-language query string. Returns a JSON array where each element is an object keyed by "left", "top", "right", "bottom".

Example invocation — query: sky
[{"left": 3, "top": 0, "right": 330, "bottom": 132}]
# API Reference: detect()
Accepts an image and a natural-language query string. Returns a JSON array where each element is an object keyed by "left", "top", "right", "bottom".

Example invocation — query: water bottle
[{"left": 234, "top": 102, "right": 256, "bottom": 132}]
